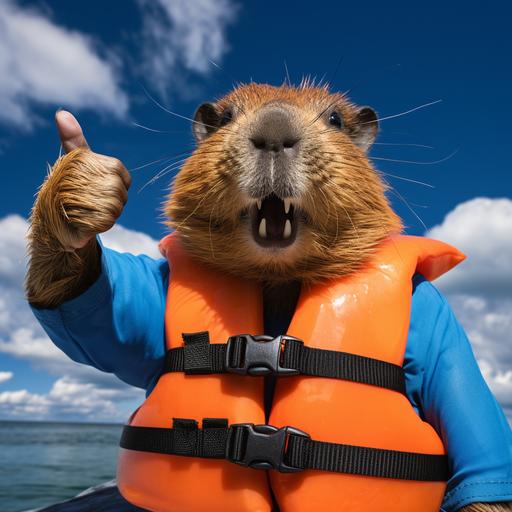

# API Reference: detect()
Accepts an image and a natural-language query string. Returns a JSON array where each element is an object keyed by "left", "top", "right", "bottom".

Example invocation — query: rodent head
[{"left": 165, "top": 83, "right": 402, "bottom": 283}]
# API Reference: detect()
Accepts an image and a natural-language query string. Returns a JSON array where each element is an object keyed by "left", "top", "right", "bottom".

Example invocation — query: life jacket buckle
[
  {"left": 224, "top": 334, "right": 302, "bottom": 376},
  {"left": 226, "top": 423, "right": 310, "bottom": 473}
]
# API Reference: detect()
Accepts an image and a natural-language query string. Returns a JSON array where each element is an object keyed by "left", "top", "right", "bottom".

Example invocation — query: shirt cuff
[
  {"left": 30, "top": 237, "right": 112, "bottom": 325},
  {"left": 441, "top": 481, "right": 512, "bottom": 511}
]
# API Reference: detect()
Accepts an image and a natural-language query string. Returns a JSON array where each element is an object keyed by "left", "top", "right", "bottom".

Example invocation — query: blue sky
[{"left": 0, "top": 0, "right": 511, "bottom": 422}]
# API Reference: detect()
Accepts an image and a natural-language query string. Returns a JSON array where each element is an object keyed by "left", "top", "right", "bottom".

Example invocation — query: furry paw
[
  {"left": 460, "top": 502, "right": 512, "bottom": 511},
  {"left": 34, "top": 146, "right": 131, "bottom": 250}
]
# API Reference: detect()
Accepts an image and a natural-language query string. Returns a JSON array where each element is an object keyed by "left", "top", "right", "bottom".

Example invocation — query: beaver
[{"left": 25, "top": 84, "right": 511, "bottom": 512}]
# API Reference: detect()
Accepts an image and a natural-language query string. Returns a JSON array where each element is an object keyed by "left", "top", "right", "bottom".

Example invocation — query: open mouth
[{"left": 250, "top": 194, "right": 298, "bottom": 248}]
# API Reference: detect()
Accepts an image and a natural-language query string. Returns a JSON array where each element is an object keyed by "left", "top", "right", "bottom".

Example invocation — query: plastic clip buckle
[
  {"left": 226, "top": 423, "right": 309, "bottom": 473},
  {"left": 224, "top": 334, "right": 301, "bottom": 376}
]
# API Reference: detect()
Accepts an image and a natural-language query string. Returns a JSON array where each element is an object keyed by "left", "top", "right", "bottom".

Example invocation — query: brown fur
[
  {"left": 461, "top": 505, "right": 512, "bottom": 512},
  {"left": 26, "top": 148, "right": 128, "bottom": 308},
  {"left": 166, "top": 83, "right": 402, "bottom": 284}
]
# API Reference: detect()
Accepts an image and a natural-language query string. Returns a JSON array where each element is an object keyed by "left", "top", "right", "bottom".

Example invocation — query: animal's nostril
[
  {"left": 251, "top": 137, "right": 267, "bottom": 150},
  {"left": 250, "top": 137, "right": 300, "bottom": 152},
  {"left": 283, "top": 138, "right": 299, "bottom": 149}
]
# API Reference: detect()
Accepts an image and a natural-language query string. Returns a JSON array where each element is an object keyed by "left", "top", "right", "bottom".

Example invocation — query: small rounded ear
[
  {"left": 350, "top": 106, "right": 378, "bottom": 152},
  {"left": 193, "top": 102, "right": 220, "bottom": 142}
]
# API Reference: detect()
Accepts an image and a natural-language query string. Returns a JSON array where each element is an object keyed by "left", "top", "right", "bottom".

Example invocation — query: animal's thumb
[{"left": 55, "top": 110, "right": 90, "bottom": 154}]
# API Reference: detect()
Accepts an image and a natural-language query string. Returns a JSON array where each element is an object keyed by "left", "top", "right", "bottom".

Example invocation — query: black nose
[{"left": 249, "top": 106, "right": 300, "bottom": 153}]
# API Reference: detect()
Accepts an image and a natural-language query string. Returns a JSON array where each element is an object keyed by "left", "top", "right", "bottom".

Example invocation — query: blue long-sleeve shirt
[{"left": 30, "top": 242, "right": 512, "bottom": 512}]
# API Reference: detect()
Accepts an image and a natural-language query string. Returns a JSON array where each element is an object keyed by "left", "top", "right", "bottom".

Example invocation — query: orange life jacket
[{"left": 117, "top": 234, "right": 464, "bottom": 512}]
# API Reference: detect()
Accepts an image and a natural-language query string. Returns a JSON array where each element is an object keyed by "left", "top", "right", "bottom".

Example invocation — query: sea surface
[{"left": 0, "top": 421, "right": 123, "bottom": 512}]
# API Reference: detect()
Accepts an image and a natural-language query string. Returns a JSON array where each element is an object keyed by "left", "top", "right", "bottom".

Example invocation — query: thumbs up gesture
[{"left": 35, "top": 111, "right": 131, "bottom": 250}]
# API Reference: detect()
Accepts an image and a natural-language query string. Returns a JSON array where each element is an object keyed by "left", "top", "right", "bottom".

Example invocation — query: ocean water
[{"left": 0, "top": 421, "right": 123, "bottom": 512}]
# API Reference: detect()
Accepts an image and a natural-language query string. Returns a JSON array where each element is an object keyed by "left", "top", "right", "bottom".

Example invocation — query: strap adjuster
[
  {"left": 226, "top": 423, "right": 310, "bottom": 473},
  {"left": 224, "top": 334, "right": 302, "bottom": 376}
]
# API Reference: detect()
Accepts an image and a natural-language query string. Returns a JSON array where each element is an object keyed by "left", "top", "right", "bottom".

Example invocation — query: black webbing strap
[
  {"left": 285, "top": 435, "right": 449, "bottom": 481},
  {"left": 163, "top": 332, "right": 406, "bottom": 395},
  {"left": 120, "top": 420, "right": 448, "bottom": 482},
  {"left": 165, "top": 332, "right": 227, "bottom": 374},
  {"left": 282, "top": 339, "right": 406, "bottom": 394},
  {"left": 120, "top": 418, "right": 229, "bottom": 459}
]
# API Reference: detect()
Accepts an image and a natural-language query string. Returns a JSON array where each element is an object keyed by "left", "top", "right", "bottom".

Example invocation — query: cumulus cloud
[
  {"left": 100, "top": 223, "right": 162, "bottom": 259},
  {"left": 427, "top": 197, "right": 512, "bottom": 420},
  {"left": 0, "top": 1, "right": 128, "bottom": 129},
  {"left": 429, "top": 198, "right": 512, "bottom": 295},
  {"left": 0, "top": 371, "right": 13, "bottom": 384},
  {"left": 0, "top": 388, "right": 50, "bottom": 417},
  {"left": 0, "top": 214, "right": 160, "bottom": 421},
  {"left": 0, "top": 375, "right": 141, "bottom": 421},
  {"left": 138, "top": 0, "right": 238, "bottom": 95},
  {"left": 0, "top": 0, "right": 240, "bottom": 131}
]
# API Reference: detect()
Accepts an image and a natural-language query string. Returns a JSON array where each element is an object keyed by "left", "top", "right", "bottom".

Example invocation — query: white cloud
[
  {"left": 0, "top": 376, "right": 141, "bottom": 421},
  {"left": 0, "top": 214, "right": 28, "bottom": 287},
  {"left": 478, "top": 360, "right": 512, "bottom": 415},
  {"left": 428, "top": 197, "right": 512, "bottom": 295},
  {"left": 138, "top": 0, "right": 238, "bottom": 95},
  {"left": 0, "top": 1, "right": 128, "bottom": 129},
  {"left": 0, "top": 0, "right": 240, "bottom": 131},
  {"left": 0, "top": 214, "right": 160, "bottom": 421},
  {"left": 427, "top": 197, "right": 512, "bottom": 421},
  {"left": 100, "top": 223, "right": 161, "bottom": 259},
  {"left": 0, "top": 371, "right": 13, "bottom": 384},
  {"left": 0, "top": 388, "right": 50, "bottom": 416}
]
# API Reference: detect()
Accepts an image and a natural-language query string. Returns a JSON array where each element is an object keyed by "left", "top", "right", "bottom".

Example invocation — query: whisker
[
  {"left": 175, "top": 182, "right": 223, "bottom": 231},
  {"left": 408, "top": 201, "right": 429, "bottom": 209},
  {"left": 316, "top": 126, "right": 347, "bottom": 137},
  {"left": 306, "top": 98, "right": 342, "bottom": 128},
  {"left": 136, "top": 149, "right": 228, "bottom": 175},
  {"left": 138, "top": 158, "right": 190, "bottom": 192},
  {"left": 141, "top": 84, "right": 236, "bottom": 135},
  {"left": 131, "top": 121, "right": 189, "bottom": 134},
  {"left": 316, "top": 154, "right": 435, "bottom": 189},
  {"left": 317, "top": 185, "right": 342, "bottom": 241},
  {"left": 371, "top": 149, "right": 458, "bottom": 165},
  {"left": 130, "top": 142, "right": 227, "bottom": 174},
  {"left": 130, "top": 156, "right": 176, "bottom": 172},
  {"left": 372, "top": 142, "right": 434, "bottom": 149},
  {"left": 316, "top": 184, "right": 332, "bottom": 222},
  {"left": 324, "top": 175, "right": 377, "bottom": 213},
  {"left": 208, "top": 201, "right": 218, "bottom": 260},
  {"left": 378, "top": 171, "right": 434, "bottom": 188},
  {"left": 148, "top": 157, "right": 190, "bottom": 180},
  {"left": 207, "top": 60, "right": 249, "bottom": 119},
  {"left": 322, "top": 137, "right": 435, "bottom": 150},
  {"left": 363, "top": 99, "right": 442, "bottom": 125},
  {"left": 339, "top": 202, "right": 359, "bottom": 241},
  {"left": 284, "top": 60, "right": 291, "bottom": 86},
  {"left": 328, "top": 54, "right": 344, "bottom": 87},
  {"left": 129, "top": 151, "right": 192, "bottom": 172},
  {"left": 389, "top": 188, "right": 428, "bottom": 231}
]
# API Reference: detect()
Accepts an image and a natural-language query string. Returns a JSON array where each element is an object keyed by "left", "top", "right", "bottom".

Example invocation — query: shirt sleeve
[
  {"left": 30, "top": 237, "right": 169, "bottom": 393},
  {"left": 405, "top": 275, "right": 512, "bottom": 512}
]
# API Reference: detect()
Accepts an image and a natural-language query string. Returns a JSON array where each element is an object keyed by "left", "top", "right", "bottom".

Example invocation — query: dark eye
[
  {"left": 219, "top": 108, "right": 233, "bottom": 127},
  {"left": 328, "top": 111, "right": 343, "bottom": 129}
]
